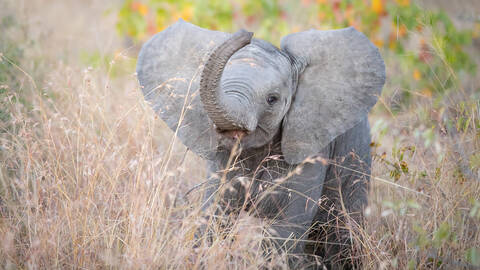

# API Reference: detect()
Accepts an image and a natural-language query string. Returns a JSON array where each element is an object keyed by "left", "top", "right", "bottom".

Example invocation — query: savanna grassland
[{"left": 0, "top": 0, "right": 479, "bottom": 269}]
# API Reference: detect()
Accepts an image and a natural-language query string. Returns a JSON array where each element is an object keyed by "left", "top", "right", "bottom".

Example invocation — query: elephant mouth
[
  {"left": 218, "top": 129, "right": 249, "bottom": 141},
  {"left": 217, "top": 124, "right": 275, "bottom": 150},
  {"left": 216, "top": 128, "right": 257, "bottom": 150}
]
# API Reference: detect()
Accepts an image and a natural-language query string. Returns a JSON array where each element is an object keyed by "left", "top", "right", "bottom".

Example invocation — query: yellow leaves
[
  {"left": 138, "top": 4, "right": 148, "bottom": 16},
  {"left": 156, "top": 24, "right": 166, "bottom": 33},
  {"left": 171, "top": 4, "right": 194, "bottom": 22},
  {"left": 131, "top": 2, "right": 148, "bottom": 16},
  {"left": 181, "top": 4, "right": 194, "bottom": 21},
  {"left": 473, "top": 22, "right": 480, "bottom": 39},
  {"left": 395, "top": 0, "right": 410, "bottom": 7},
  {"left": 421, "top": 88, "right": 432, "bottom": 98},
  {"left": 371, "top": 0, "right": 384, "bottom": 15},
  {"left": 373, "top": 38, "right": 384, "bottom": 48},
  {"left": 413, "top": 69, "right": 422, "bottom": 81}
]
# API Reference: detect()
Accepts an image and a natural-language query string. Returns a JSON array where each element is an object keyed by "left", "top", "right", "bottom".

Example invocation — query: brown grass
[{"left": 0, "top": 1, "right": 479, "bottom": 269}]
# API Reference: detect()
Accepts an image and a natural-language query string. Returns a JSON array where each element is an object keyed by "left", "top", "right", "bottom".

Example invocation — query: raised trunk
[{"left": 199, "top": 29, "right": 253, "bottom": 131}]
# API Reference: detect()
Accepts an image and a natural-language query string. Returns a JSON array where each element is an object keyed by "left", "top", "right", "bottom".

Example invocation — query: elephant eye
[{"left": 266, "top": 94, "right": 279, "bottom": 105}]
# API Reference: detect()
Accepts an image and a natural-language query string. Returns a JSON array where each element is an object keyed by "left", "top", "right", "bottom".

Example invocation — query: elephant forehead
[
  {"left": 229, "top": 41, "right": 291, "bottom": 72},
  {"left": 219, "top": 40, "right": 293, "bottom": 93},
  {"left": 226, "top": 57, "right": 259, "bottom": 67},
  {"left": 221, "top": 62, "right": 288, "bottom": 90}
]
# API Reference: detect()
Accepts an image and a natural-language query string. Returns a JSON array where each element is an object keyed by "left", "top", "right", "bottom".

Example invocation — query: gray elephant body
[
  {"left": 203, "top": 117, "right": 371, "bottom": 268},
  {"left": 137, "top": 20, "right": 385, "bottom": 268}
]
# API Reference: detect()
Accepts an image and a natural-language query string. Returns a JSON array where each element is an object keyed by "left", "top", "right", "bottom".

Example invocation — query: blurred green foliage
[
  {"left": 0, "top": 14, "right": 25, "bottom": 124},
  {"left": 79, "top": 49, "right": 137, "bottom": 78},
  {"left": 465, "top": 247, "right": 480, "bottom": 267},
  {"left": 117, "top": 0, "right": 478, "bottom": 103}
]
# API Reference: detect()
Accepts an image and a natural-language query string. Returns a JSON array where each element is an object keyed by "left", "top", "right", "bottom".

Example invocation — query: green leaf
[
  {"left": 433, "top": 222, "right": 451, "bottom": 248},
  {"left": 469, "top": 200, "right": 480, "bottom": 219},
  {"left": 406, "top": 199, "right": 420, "bottom": 209},
  {"left": 407, "top": 259, "right": 416, "bottom": 270},
  {"left": 465, "top": 248, "right": 480, "bottom": 266},
  {"left": 470, "top": 154, "right": 480, "bottom": 170},
  {"left": 413, "top": 224, "right": 429, "bottom": 250}
]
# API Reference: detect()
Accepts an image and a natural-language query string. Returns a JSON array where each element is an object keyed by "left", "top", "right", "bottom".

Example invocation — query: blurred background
[
  {"left": 1, "top": 0, "right": 479, "bottom": 268},
  {"left": 116, "top": 0, "right": 479, "bottom": 104}
]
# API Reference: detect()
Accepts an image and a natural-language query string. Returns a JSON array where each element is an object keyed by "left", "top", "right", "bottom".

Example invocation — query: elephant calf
[{"left": 137, "top": 19, "right": 385, "bottom": 269}]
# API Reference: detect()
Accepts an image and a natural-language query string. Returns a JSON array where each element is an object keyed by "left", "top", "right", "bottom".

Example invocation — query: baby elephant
[{"left": 137, "top": 19, "right": 385, "bottom": 269}]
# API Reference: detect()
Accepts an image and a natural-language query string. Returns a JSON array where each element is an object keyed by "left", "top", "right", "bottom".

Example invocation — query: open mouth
[{"left": 218, "top": 129, "right": 249, "bottom": 141}]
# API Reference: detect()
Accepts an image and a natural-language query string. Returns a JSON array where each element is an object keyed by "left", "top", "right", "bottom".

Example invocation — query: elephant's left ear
[
  {"left": 280, "top": 27, "right": 385, "bottom": 164},
  {"left": 136, "top": 20, "right": 230, "bottom": 160}
]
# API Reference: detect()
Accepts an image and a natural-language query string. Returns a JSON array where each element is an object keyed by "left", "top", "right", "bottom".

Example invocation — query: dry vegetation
[{"left": 0, "top": 1, "right": 479, "bottom": 269}]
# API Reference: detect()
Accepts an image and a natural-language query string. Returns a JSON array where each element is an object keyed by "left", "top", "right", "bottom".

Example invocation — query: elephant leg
[
  {"left": 251, "top": 158, "right": 327, "bottom": 268},
  {"left": 198, "top": 162, "right": 255, "bottom": 245},
  {"left": 307, "top": 117, "right": 371, "bottom": 269}
]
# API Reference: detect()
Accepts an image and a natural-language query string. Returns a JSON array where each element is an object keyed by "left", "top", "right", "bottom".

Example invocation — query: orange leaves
[
  {"left": 118, "top": 0, "right": 476, "bottom": 91},
  {"left": 147, "top": 19, "right": 157, "bottom": 35},
  {"left": 413, "top": 69, "right": 422, "bottom": 81},
  {"left": 373, "top": 38, "right": 384, "bottom": 48},
  {"left": 171, "top": 4, "right": 193, "bottom": 22},
  {"left": 318, "top": 11, "right": 326, "bottom": 21},
  {"left": 345, "top": 4, "right": 356, "bottom": 26},
  {"left": 127, "top": 2, "right": 195, "bottom": 36},
  {"left": 395, "top": 0, "right": 410, "bottom": 7},
  {"left": 398, "top": 24, "right": 407, "bottom": 37},
  {"left": 130, "top": 2, "right": 148, "bottom": 16},
  {"left": 371, "top": 0, "right": 385, "bottom": 15}
]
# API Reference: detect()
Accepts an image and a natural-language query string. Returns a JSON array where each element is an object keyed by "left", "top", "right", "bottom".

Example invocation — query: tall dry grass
[{"left": 1, "top": 0, "right": 479, "bottom": 269}]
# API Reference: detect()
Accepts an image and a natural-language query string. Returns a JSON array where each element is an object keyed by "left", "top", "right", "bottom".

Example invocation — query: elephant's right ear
[
  {"left": 137, "top": 20, "right": 230, "bottom": 159},
  {"left": 280, "top": 27, "right": 386, "bottom": 164}
]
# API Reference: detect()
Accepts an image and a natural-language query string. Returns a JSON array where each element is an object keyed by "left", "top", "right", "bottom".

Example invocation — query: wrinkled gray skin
[{"left": 137, "top": 19, "right": 385, "bottom": 269}]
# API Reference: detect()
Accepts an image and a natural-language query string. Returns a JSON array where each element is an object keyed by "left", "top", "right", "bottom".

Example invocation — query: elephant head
[{"left": 137, "top": 19, "right": 385, "bottom": 164}]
